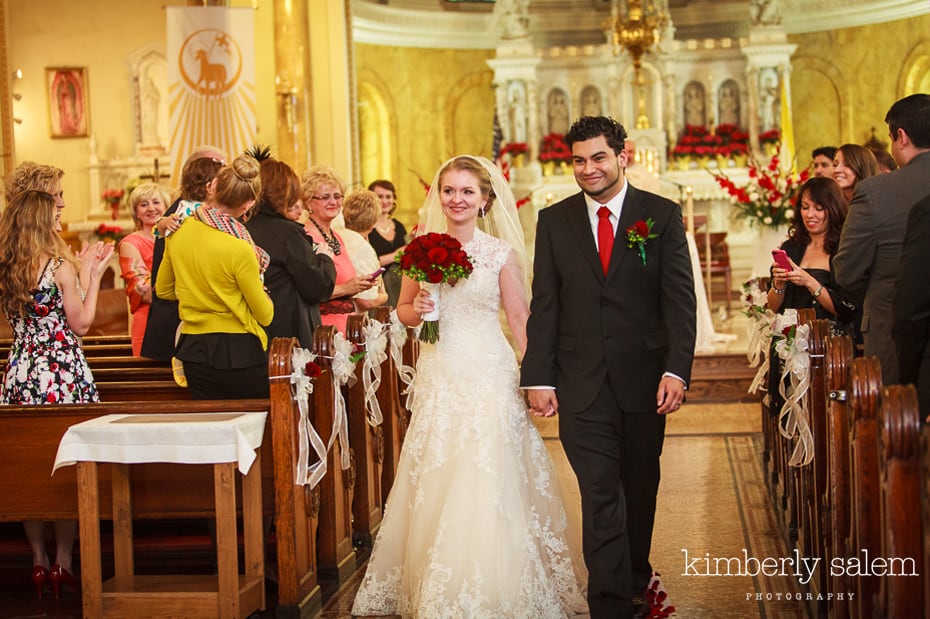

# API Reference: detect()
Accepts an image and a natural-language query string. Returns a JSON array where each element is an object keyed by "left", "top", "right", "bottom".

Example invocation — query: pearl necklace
[{"left": 309, "top": 217, "right": 341, "bottom": 256}]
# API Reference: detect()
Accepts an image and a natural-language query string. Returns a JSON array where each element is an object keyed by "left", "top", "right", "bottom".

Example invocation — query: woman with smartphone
[{"left": 767, "top": 177, "right": 859, "bottom": 404}]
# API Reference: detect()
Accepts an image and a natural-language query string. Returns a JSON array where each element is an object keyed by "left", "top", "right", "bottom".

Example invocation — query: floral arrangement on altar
[
  {"left": 396, "top": 232, "right": 474, "bottom": 343},
  {"left": 671, "top": 124, "right": 750, "bottom": 165},
  {"left": 101, "top": 188, "right": 125, "bottom": 220},
  {"left": 759, "top": 128, "right": 781, "bottom": 145},
  {"left": 499, "top": 142, "right": 528, "bottom": 158},
  {"left": 94, "top": 223, "right": 125, "bottom": 244},
  {"left": 538, "top": 133, "right": 571, "bottom": 163},
  {"left": 711, "top": 146, "right": 809, "bottom": 230}
]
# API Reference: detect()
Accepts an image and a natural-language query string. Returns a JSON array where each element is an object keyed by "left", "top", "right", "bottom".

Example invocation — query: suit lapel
[
  {"left": 562, "top": 193, "right": 605, "bottom": 279},
  {"left": 608, "top": 183, "right": 647, "bottom": 279}
]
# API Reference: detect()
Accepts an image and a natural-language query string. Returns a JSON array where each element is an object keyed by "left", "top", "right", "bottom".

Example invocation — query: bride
[{"left": 352, "top": 156, "right": 588, "bottom": 618}]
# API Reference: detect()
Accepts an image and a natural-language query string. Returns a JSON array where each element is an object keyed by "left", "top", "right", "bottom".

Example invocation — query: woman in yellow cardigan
[{"left": 155, "top": 155, "right": 274, "bottom": 399}]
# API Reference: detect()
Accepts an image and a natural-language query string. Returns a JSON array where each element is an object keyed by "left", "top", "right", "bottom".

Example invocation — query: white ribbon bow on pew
[
  {"left": 389, "top": 309, "right": 416, "bottom": 393},
  {"left": 361, "top": 319, "right": 388, "bottom": 427},
  {"left": 290, "top": 347, "right": 328, "bottom": 488},
  {"left": 775, "top": 319, "right": 814, "bottom": 467},
  {"left": 330, "top": 332, "right": 355, "bottom": 471}
]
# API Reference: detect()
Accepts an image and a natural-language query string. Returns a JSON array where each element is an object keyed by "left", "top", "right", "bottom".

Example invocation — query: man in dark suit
[
  {"left": 835, "top": 93, "right": 930, "bottom": 384},
  {"left": 521, "top": 116, "right": 696, "bottom": 618},
  {"left": 894, "top": 191, "right": 930, "bottom": 418}
]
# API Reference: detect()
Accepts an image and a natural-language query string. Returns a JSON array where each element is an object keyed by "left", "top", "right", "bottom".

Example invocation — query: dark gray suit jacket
[
  {"left": 835, "top": 150, "right": 930, "bottom": 384},
  {"left": 520, "top": 184, "right": 696, "bottom": 413}
]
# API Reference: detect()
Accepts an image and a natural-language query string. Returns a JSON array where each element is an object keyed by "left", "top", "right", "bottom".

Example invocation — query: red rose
[
  {"left": 427, "top": 247, "right": 450, "bottom": 265},
  {"left": 426, "top": 267, "right": 444, "bottom": 283},
  {"left": 782, "top": 326, "right": 793, "bottom": 337},
  {"left": 304, "top": 361, "right": 323, "bottom": 378},
  {"left": 633, "top": 221, "right": 649, "bottom": 237}
]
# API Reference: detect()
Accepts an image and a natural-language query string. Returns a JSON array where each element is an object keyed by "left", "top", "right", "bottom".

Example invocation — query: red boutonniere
[{"left": 625, "top": 218, "right": 658, "bottom": 266}]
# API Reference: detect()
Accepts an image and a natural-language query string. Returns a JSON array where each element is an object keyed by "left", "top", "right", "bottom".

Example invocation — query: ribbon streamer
[
  {"left": 289, "top": 347, "right": 328, "bottom": 488},
  {"left": 330, "top": 333, "right": 356, "bottom": 470},
  {"left": 746, "top": 308, "right": 775, "bottom": 394},
  {"left": 360, "top": 319, "right": 388, "bottom": 427},
  {"left": 389, "top": 310, "right": 417, "bottom": 392},
  {"left": 775, "top": 321, "right": 814, "bottom": 467}
]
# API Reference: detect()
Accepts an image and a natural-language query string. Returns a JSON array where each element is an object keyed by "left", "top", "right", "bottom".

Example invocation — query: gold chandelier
[{"left": 607, "top": 0, "right": 669, "bottom": 128}]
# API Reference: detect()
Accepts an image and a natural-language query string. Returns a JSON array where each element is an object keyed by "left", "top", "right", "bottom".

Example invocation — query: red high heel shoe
[
  {"left": 32, "top": 565, "right": 50, "bottom": 600},
  {"left": 49, "top": 563, "right": 79, "bottom": 599}
]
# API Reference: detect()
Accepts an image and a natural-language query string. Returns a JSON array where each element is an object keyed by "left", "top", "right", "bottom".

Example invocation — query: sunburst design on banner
[{"left": 167, "top": 7, "right": 255, "bottom": 184}]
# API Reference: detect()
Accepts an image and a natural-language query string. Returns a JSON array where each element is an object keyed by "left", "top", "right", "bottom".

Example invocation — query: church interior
[{"left": 2, "top": 0, "right": 930, "bottom": 617}]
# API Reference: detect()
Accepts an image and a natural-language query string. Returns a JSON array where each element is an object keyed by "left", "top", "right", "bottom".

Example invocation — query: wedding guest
[
  {"left": 367, "top": 179, "right": 407, "bottom": 308},
  {"left": 833, "top": 143, "right": 879, "bottom": 202},
  {"left": 118, "top": 182, "right": 168, "bottom": 356},
  {"left": 809, "top": 146, "right": 837, "bottom": 178},
  {"left": 301, "top": 165, "right": 376, "bottom": 334},
  {"left": 0, "top": 190, "right": 114, "bottom": 599},
  {"left": 870, "top": 147, "right": 898, "bottom": 173},
  {"left": 4, "top": 162, "right": 66, "bottom": 215},
  {"left": 353, "top": 155, "right": 587, "bottom": 617},
  {"left": 141, "top": 148, "right": 225, "bottom": 360},
  {"left": 155, "top": 155, "right": 273, "bottom": 399},
  {"left": 835, "top": 93, "right": 930, "bottom": 385},
  {"left": 340, "top": 190, "right": 388, "bottom": 310},
  {"left": 244, "top": 149, "right": 336, "bottom": 348}
]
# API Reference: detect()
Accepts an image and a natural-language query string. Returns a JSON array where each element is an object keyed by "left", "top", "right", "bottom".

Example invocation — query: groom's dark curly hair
[{"left": 564, "top": 116, "right": 628, "bottom": 155}]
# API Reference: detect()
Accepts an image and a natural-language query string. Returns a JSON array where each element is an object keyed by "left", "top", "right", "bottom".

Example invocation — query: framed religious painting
[{"left": 46, "top": 67, "right": 90, "bottom": 138}]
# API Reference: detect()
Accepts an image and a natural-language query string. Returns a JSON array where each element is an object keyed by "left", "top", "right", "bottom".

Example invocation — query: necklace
[{"left": 309, "top": 217, "right": 341, "bottom": 255}]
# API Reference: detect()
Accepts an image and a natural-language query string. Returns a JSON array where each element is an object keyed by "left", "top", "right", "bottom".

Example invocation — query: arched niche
[
  {"left": 717, "top": 78, "right": 741, "bottom": 129},
  {"left": 899, "top": 41, "right": 930, "bottom": 96},
  {"left": 544, "top": 87, "right": 570, "bottom": 136},
  {"left": 357, "top": 75, "right": 394, "bottom": 188},
  {"left": 682, "top": 80, "right": 707, "bottom": 129}
]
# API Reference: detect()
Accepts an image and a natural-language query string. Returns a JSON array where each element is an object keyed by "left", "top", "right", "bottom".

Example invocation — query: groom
[{"left": 521, "top": 116, "right": 696, "bottom": 619}]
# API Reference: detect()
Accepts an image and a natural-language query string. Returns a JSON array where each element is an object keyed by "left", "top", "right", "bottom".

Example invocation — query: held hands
[{"left": 527, "top": 389, "right": 559, "bottom": 417}]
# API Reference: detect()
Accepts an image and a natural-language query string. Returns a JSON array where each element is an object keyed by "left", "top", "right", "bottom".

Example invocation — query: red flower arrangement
[
  {"left": 101, "top": 188, "right": 124, "bottom": 206},
  {"left": 626, "top": 218, "right": 657, "bottom": 266},
  {"left": 759, "top": 128, "right": 781, "bottom": 145},
  {"left": 711, "top": 145, "right": 809, "bottom": 230},
  {"left": 94, "top": 223, "right": 125, "bottom": 244},
  {"left": 538, "top": 133, "right": 571, "bottom": 163},
  {"left": 395, "top": 232, "right": 474, "bottom": 343},
  {"left": 499, "top": 142, "right": 528, "bottom": 157}
]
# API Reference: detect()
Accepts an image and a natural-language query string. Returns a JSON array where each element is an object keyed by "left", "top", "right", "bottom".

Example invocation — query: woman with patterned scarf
[{"left": 155, "top": 154, "right": 274, "bottom": 399}]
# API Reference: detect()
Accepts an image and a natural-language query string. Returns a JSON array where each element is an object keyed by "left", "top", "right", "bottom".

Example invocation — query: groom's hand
[
  {"left": 656, "top": 376, "right": 685, "bottom": 415},
  {"left": 527, "top": 388, "right": 559, "bottom": 417}
]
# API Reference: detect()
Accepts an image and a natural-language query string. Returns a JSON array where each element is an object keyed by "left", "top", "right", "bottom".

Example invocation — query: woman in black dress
[{"left": 367, "top": 179, "right": 407, "bottom": 308}]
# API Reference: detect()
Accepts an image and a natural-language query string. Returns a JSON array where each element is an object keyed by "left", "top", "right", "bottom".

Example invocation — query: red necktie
[{"left": 597, "top": 206, "right": 613, "bottom": 275}]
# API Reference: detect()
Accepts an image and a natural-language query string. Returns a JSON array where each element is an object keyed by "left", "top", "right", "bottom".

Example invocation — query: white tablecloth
[{"left": 53, "top": 412, "right": 268, "bottom": 475}]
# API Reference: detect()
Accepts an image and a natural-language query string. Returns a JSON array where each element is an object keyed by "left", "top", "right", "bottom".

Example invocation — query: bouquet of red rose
[{"left": 395, "top": 232, "right": 474, "bottom": 343}]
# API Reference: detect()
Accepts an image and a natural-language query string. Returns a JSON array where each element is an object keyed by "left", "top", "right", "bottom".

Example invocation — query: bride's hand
[{"left": 412, "top": 288, "right": 435, "bottom": 316}]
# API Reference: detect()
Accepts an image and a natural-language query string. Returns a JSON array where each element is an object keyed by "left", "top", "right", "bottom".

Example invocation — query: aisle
[{"left": 339, "top": 401, "right": 812, "bottom": 619}]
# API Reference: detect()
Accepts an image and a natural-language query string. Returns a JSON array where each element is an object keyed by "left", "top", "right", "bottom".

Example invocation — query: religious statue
[
  {"left": 751, "top": 0, "right": 782, "bottom": 27},
  {"left": 502, "top": 0, "right": 530, "bottom": 39},
  {"left": 507, "top": 85, "right": 528, "bottom": 143},
  {"left": 758, "top": 69, "right": 780, "bottom": 131},
  {"left": 718, "top": 80, "right": 740, "bottom": 127},
  {"left": 580, "top": 86, "right": 603, "bottom": 117},
  {"left": 547, "top": 88, "right": 570, "bottom": 136},
  {"left": 683, "top": 81, "right": 706, "bottom": 128}
]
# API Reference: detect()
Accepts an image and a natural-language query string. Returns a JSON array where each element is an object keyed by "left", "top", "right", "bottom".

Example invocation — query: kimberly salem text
[{"left": 681, "top": 548, "right": 919, "bottom": 586}]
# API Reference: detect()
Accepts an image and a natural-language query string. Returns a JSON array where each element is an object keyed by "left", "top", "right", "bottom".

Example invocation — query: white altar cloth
[{"left": 53, "top": 412, "right": 267, "bottom": 475}]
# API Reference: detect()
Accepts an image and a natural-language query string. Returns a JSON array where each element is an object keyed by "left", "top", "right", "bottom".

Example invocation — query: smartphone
[
  {"left": 771, "top": 249, "right": 793, "bottom": 271},
  {"left": 367, "top": 266, "right": 387, "bottom": 280}
]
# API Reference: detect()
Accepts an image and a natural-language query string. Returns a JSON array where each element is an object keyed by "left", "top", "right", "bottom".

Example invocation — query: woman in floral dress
[{"left": 0, "top": 189, "right": 114, "bottom": 598}]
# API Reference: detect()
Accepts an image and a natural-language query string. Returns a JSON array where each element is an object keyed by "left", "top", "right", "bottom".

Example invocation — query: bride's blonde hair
[{"left": 0, "top": 190, "right": 76, "bottom": 316}]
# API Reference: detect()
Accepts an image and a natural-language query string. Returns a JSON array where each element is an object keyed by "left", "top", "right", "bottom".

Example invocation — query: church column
[
  {"left": 306, "top": 0, "right": 356, "bottom": 182},
  {"left": 272, "top": 0, "right": 312, "bottom": 170}
]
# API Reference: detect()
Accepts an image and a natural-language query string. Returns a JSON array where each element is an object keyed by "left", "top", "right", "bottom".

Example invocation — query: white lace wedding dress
[{"left": 352, "top": 230, "right": 588, "bottom": 618}]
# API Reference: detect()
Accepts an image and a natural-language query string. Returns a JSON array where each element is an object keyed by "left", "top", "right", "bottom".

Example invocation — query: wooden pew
[
  {"left": 825, "top": 333, "right": 854, "bottom": 619},
  {"left": 922, "top": 421, "right": 930, "bottom": 619},
  {"left": 877, "top": 383, "right": 924, "bottom": 618},
  {"left": 311, "top": 326, "right": 357, "bottom": 584},
  {"left": 846, "top": 356, "right": 883, "bottom": 619},
  {"left": 267, "top": 337, "right": 322, "bottom": 617},
  {"left": 346, "top": 314, "right": 385, "bottom": 548}
]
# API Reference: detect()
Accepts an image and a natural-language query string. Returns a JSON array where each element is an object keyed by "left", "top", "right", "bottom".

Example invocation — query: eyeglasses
[{"left": 311, "top": 193, "right": 343, "bottom": 203}]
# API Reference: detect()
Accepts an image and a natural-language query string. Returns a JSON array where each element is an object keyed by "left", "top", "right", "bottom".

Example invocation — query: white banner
[{"left": 166, "top": 7, "right": 255, "bottom": 183}]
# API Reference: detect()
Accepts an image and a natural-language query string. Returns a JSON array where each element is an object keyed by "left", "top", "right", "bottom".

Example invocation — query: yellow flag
[{"left": 780, "top": 76, "right": 796, "bottom": 174}]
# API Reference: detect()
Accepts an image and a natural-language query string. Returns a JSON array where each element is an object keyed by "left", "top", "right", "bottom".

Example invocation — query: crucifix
[{"left": 139, "top": 158, "right": 171, "bottom": 184}]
